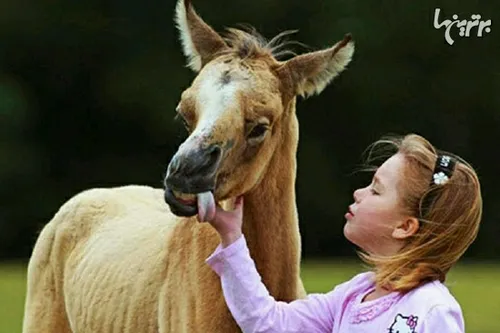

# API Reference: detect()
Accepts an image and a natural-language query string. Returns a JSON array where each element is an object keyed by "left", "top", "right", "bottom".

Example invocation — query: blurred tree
[{"left": 0, "top": 0, "right": 498, "bottom": 260}]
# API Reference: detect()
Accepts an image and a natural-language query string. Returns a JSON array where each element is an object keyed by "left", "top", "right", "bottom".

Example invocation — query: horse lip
[
  {"left": 164, "top": 186, "right": 198, "bottom": 217},
  {"left": 164, "top": 175, "right": 216, "bottom": 196}
]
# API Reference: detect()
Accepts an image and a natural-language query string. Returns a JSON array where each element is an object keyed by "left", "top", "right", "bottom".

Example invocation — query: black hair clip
[{"left": 432, "top": 155, "right": 456, "bottom": 185}]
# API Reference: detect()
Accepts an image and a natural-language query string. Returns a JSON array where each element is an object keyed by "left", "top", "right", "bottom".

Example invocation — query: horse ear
[
  {"left": 175, "top": 0, "right": 228, "bottom": 72},
  {"left": 277, "top": 34, "right": 354, "bottom": 98}
]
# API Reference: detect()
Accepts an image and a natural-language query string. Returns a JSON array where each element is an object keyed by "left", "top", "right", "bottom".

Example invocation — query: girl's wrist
[{"left": 220, "top": 231, "right": 242, "bottom": 248}]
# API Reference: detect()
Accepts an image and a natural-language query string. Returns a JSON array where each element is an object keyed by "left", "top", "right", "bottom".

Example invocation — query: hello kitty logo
[{"left": 388, "top": 313, "right": 418, "bottom": 333}]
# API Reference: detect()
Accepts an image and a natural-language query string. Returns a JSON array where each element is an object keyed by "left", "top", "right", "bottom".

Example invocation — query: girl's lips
[{"left": 345, "top": 206, "right": 355, "bottom": 220}]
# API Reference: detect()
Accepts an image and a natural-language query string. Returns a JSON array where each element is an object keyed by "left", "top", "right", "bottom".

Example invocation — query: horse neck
[{"left": 242, "top": 100, "right": 301, "bottom": 301}]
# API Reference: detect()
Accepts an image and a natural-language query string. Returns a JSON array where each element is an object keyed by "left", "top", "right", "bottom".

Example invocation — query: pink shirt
[{"left": 206, "top": 235, "right": 464, "bottom": 333}]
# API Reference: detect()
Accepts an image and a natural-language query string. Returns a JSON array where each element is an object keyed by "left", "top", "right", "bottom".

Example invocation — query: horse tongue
[{"left": 197, "top": 191, "right": 216, "bottom": 222}]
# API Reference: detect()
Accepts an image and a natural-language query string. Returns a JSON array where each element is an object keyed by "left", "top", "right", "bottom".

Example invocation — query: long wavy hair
[{"left": 359, "top": 133, "right": 482, "bottom": 293}]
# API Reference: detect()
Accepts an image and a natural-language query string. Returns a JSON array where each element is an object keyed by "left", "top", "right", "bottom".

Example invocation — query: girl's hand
[{"left": 205, "top": 196, "right": 244, "bottom": 247}]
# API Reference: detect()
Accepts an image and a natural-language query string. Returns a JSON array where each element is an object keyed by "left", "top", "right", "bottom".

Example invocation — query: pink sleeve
[
  {"left": 206, "top": 235, "right": 338, "bottom": 333},
  {"left": 419, "top": 305, "right": 464, "bottom": 333}
]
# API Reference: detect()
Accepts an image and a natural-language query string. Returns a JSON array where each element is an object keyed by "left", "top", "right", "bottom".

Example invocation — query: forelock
[{"left": 219, "top": 26, "right": 301, "bottom": 61}]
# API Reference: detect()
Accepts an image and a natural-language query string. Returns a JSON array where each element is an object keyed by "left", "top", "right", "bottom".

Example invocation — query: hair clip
[{"left": 432, "top": 155, "right": 456, "bottom": 185}]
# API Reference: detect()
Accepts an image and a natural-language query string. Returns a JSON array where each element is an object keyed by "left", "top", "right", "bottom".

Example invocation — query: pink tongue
[{"left": 197, "top": 191, "right": 216, "bottom": 222}]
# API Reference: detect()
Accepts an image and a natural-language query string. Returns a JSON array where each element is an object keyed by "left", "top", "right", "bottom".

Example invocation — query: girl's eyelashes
[{"left": 370, "top": 183, "right": 380, "bottom": 195}]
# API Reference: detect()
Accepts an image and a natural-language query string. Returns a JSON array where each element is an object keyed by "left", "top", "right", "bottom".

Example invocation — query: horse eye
[
  {"left": 175, "top": 113, "right": 191, "bottom": 132},
  {"left": 248, "top": 124, "right": 268, "bottom": 139},
  {"left": 181, "top": 117, "right": 190, "bottom": 130}
]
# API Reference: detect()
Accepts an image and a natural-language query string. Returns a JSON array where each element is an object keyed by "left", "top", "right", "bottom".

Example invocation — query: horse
[{"left": 22, "top": 0, "right": 354, "bottom": 331}]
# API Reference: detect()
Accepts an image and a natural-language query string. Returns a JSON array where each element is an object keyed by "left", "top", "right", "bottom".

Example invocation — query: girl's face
[{"left": 344, "top": 153, "right": 409, "bottom": 256}]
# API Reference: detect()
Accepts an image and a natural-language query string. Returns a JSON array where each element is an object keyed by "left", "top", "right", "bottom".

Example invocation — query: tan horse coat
[{"left": 22, "top": 1, "right": 354, "bottom": 332}]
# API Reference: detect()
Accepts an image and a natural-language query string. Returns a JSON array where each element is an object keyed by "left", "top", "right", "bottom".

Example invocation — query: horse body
[
  {"left": 24, "top": 158, "right": 302, "bottom": 333},
  {"left": 23, "top": 0, "right": 354, "bottom": 331}
]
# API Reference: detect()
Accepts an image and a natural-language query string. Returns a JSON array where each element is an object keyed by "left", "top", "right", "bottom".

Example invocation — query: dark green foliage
[{"left": 0, "top": 0, "right": 498, "bottom": 259}]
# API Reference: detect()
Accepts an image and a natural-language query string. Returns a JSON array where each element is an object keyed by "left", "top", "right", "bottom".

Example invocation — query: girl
[{"left": 204, "top": 133, "right": 482, "bottom": 333}]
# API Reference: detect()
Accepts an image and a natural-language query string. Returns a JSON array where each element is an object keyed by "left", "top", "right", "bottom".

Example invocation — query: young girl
[{"left": 203, "top": 133, "right": 482, "bottom": 333}]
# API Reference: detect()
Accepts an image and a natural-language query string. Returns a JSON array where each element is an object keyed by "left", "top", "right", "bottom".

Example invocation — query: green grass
[
  {"left": 2, "top": 262, "right": 499, "bottom": 333},
  {"left": 0, "top": 264, "right": 26, "bottom": 333}
]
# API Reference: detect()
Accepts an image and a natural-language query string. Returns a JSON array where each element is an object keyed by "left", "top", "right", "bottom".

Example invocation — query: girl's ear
[{"left": 392, "top": 217, "right": 420, "bottom": 240}]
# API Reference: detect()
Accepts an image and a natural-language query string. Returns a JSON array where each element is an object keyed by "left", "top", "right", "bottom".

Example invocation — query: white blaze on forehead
[{"left": 192, "top": 65, "right": 241, "bottom": 136}]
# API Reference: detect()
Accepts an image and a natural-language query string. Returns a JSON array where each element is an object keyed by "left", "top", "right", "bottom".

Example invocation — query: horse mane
[{"left": 220, "top": 25, "right": 306, "bottom": 60}]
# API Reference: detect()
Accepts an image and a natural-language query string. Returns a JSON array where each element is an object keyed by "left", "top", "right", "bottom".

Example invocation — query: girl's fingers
[{"left": 206, "top": 196, "right": 244, "bottom": 226}]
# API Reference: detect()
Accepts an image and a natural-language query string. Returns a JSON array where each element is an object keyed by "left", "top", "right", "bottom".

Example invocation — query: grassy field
[{"left": 2, "top": 261, "right": 498, "bottom": 333}]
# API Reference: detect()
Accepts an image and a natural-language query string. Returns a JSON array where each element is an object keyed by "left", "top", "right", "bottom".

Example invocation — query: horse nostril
[
  {"left": 196, "top": 144, "right": 222, "bottom": 175},
  {"left": 208, "top": 145, "right": 222, "bottom": 164},
  {"left": 166, "top": 144, "right": 222, "bottom": 182}
]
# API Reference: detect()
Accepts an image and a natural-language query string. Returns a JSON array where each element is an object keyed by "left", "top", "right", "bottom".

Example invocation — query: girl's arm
[{"left": 206, "top": 235, "right": 337, "bottom": 333}]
